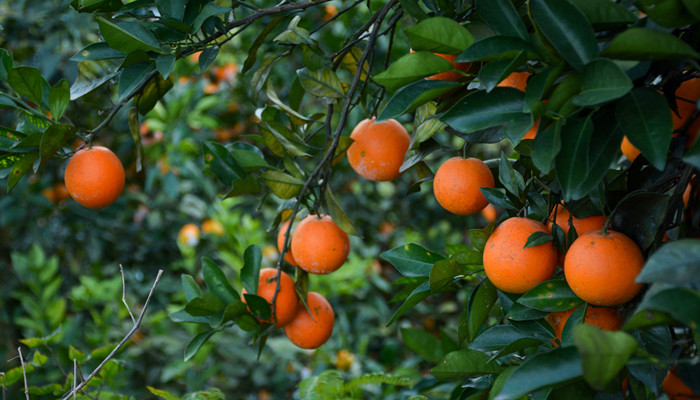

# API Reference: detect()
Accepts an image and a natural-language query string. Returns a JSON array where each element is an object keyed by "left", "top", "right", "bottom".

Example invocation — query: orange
[
  {"left": 64, "top": 146, "right": 125, "bottom": 209},
  {"left": 323, "top": 4, "right": 338, "bottom": 21},
  {"left": 347, "top": 117, "right": 410, "bottom": 181},
  {"left": 547, "top": 205, "right": 606, "bottom": 238},
  {"left": 202, "top": 219, "right": 224, "bottom": 236},
  {"left": 290, "top": 214, "right": 350, "bottom": 274},
  {"left": 483, "top": 217, "right": 558, "bottom": 294},
  {"left": 283, "top": 291, "right": 334, "bottom": 349},
  {"left": 433, "top": 157, "right": 495, "bottom": 215},
  {"left": 497, "top": 71, "right": 530, "bottom": 91},
  {"left": 546, "top": 306, "right": 622, "bottom": 343},
  {"left": 565, "top": 230, "right": 644, "bottom": 306},
  {"left": 277, "top": 219, "right": 298, "bottom": 267},
  {"left": 524, "top": 119, "right": 539, "bottom": 140},
  {"left": 177, "top": 224, "right": 200, "bottom": 247},
  {"left": 334, "top": 349, "right": 355, "bottom": 370},
  {"left": 241, "top": 268, "right": 298, "bottom": 328},
  {"left": 663, "top": 369, "right": 700, "bottom": 400},
  {"left": 426, "top": 53, "right": 472, "bottom": 81},
  {"left": 480, "top": 203, "right": 498, "bottom": 223},
  {"left": 672, "top": 77, "right": 700, "bottom": 130},
  {"left": 621, "top": 136, "right": 641, "bottom": 163}
]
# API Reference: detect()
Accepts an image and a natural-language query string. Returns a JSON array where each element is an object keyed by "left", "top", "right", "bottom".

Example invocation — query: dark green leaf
[
  {"left": 529, "top": 0, "right": 598, "bottom": 72},
  {"left": 198, "top": 46, "right": 219, "bottom": 72},
  {"left": 523, "top": 231, "right": 553, "bottom": 248},
  {"left": 386, "top": 281, "right": 431, "bottom": 326},
  {"left": 48, "top": 79, "right": 70, "bottom": 121},
  {"left": 636, "top": 239, "right": 700, "bottom": 288},
  {"left": 381, "top": 243, "right": 445, "bottom": 278},
  {"left": 184, "top": 330, "right": 218, "bottom": 361},
  {"left": 628, "top": 287, "right": 700, "bottom": 331},
  {"left": 185, "top": 292, "right": 224, "bottom": 316},
  {"left": 531, "top": 121, "right": 561, "bottom": 173},
  {"left": 0, "top": 48, "right": 13, "bottom": 81},
  {"left": 431, "top": 349, "right": 502, "bottom": 380},
  {"left": 470, "top": 224, "right": 495, "bottom": 252},
  {"left": 378, "top": 80, "right": 460, "bottom": 122},
  {"left": 568, "top": 0, "right": 636, "bottom": 29},
  {"left": 610, "top": 192, "right": 669, "bottom": 251},
  {"left": 97, "top": 17, "right": 162, "bottom": 54},
  {"left": 475, "top": 0, "right": 528, "bottom": 40},
  {"left": 240, "top": 244, "right": 262, "bottom": 294},
  {"left": 374, "top": 52, "right": 454, "bottom": 91},
  {"left": 494, "top": 347, "right": 583, "bottom": 400},
  {"left": 325, "top": 187, "right": 358, "bottom": 236},
  {"left": 202, "top": 141, "right": 246, "bottom": 185},
  {"left": 156, "top": 53, "right": 176, "bottom": 78},
  {"left": 556, "top": 117, "right": 593, "bottom": 202},
  {"left": 8, "top": 67, "right": 47, "bottom": 106},
  {"left": 118, "top": 62, "right": 153, "bottom": 101},
  {"left": 242, "top": 293, "right": 271, "bottom": 321},
  {"left": 402, "top": 328, "right": 444, "bottom": 363},
  {"left": 480, "top": 187, "right": 517, "bottom": 209},
  {"left": 7, "top": 152, "right": 38, "bottom": 192},
  {"left": 191, "top": 3, "right": 231, "bottom": 33},
  {"left": 478, "top": 52, "right": 528, "bottom": 92},
  {"left": 156, "top": 0, "right": 185, "bottom": 21},
  {"left": 498, "top": 152, "right": 525, "bottom": 198},
  {"left": 202, "top": 258, "right": 238, "bottom": 304},
  {"left": 457, "top": 36, "right": 539, "bottom": 62},
  {"left": 297, "top": 67, "right": 344, "bottom": 98},
  {"left": 601, "top": 28, "right": 700, "bottom": 60},
  {"left": 242, "top": 16, "right": 284, "bottom": 74},
  {"left": 430, "top": 259, "right": 464, "bottom": 290},
  {"left": 404, "top": 16, "right": 475, "bottom": 54},
  {"left": 467, "top": 279, "right": 498, "bottom": 342},
  {"left": 70, "top": 60, "right": 118, "bottom": 100},
  {"left": 573, "top": 324, "right": 637, "bottom": 389},
  {"left": 573, "top": 58, "right": 632, "bottom": 106},
  {"left": 637, "top": 0, "right": 697, "bottom": 28},
  {"left": 470, "top": 325, "right": 540, "bottom": 351},
  {"left": 517, "top": 280, "right": 583, "bottom": 312},
  {"left": 70, "top": 42, "right": 125, "bottom": 62},
  {"left": 181, "top": 274, "right": 202, "bottom": 302},
  {"left": 39, "top": 124, "right": 73, "bottom": 167},
  {"left": 451, "top": 246, "right": 483, "bottom": 265}
]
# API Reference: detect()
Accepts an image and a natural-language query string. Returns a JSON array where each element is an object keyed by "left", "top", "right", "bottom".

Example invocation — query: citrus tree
[{"left": 1, "top": 0, "right": 700, "bottom": 399}]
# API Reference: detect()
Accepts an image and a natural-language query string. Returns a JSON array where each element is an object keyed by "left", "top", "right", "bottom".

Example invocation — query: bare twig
[
  {"left": 119, "top": 265, "right": 136, "bottom": 324},
  {"left": 60, "top": 269, "right": 163, "bottom": 400},
  {"left": 72, "top": 359, "right": 77, "bottom": 400},
  {"left": 1, "top": 372, "right": 6, "bottom": 400},
  {"left": 17, "top": 348, "right": 29, "bottom": 400}
]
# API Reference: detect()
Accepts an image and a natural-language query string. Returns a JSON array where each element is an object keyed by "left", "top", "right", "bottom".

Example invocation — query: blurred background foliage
[{"left": 0, "top": 0, "right": 495, "bottom": 398}]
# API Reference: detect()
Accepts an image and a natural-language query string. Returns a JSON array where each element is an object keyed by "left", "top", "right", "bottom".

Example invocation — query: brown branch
[{"left": 17, "top": 347, "right": 29, "bottom": 400}]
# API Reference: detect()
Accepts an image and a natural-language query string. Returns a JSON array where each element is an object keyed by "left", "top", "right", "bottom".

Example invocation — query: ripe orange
[
  {"left": 547, "top": 205, "right": 606, "bottom": 238},
  {"left": 347, "top": 117, "right": 410, "bottom": 181},
  {"left": 546, "top": 306, "right": 622, "bottom": 343},
  {"left": 283, "top": 291, "right": 335, "bottom": 349},
  {"left": 433, "top": 157, "right": 495, "bottom": 215},
  {"left": 202, "top": 219, "right": 225, "bottom": 236},
  {"left": 497, "top": 71, "right": 530, "bottom": 91},
  {"left": 242, "top": 268, "right": 298, "bottom": 328},
  {"left": 177, "top": 224, "right": 200, "bottom": 247},
  {"left": 480, "top": 203, "right": 498, "bottom": 223},
  {"left": 672, "top": 77, "right": 700, "bottom": 130},
  {"left": 64, "top": 146, "right": 125, "bottom": 209},
  {"left": 621, "top": 136, "right": 642, "bottom": 163},
  {"left": 277, "top": 219, "right": 298, "bottom": 267},
  {"left": 663, "top": 369, "right": 700, "bottom": 400},
  {"left": 334, "top": 349, "right": 355, "bottom": 370},
  {"left": 524, "top": 119, "right": 539, "bottom": 140},
  {"left": 565, "top": 230, "right": 644, "bottom": 306},
  {"left": 290, "top": 214, "right": 350, "bottom": 274},
  {"left": 426, "top": 53, "right": 472, "bottom": 81},
  {"left": 483, "top": 217, "right": 558, "bottom": 294}
]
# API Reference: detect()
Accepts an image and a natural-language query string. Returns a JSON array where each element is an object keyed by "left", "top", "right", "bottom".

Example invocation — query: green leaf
[
  {"left": 479, "top": 51, "right": 528, "bottom": 92},
  {"left": 441, "top": 87, "right": 531, "bottom": 144},
  {"left": 470, "top": 325, "right": 543, "bottom": 351},
  {"left": 243, "top": 293, "right": 271, "bottom": 321},
  {"left": 430, "top": 259, "right": 464, "bottom": 290},
  {"left": 470, "top": 224, "right": 495, "bottom": 252},
  {"left": 147, "top": 386, "right": 181, "bottom": 400},
  {"left": 683, "top": 0, "right": 700, "bottom": 19},
  {"left": 273, "top": 15, "right": 314, "bottom": 46},
  {"left": 467, "top": 279, "right": 498, "bottom": 342},
  {"left": 97, "top": 16, "right": 163, "bottom": 54},
  {"left": 7, "top": 152, "right": 38, "bottom": 192},
  {"left": 498, "top": 152, "right": 525, "bottom": 198},
  {"left": 325, "top": 187, "right": 358, "bottom": 236},
  {"left": 600, "top": 28, "right": 700, "bottom": 60},
  {"left": 628, "top": 287, "right": 700, "bottom": 331},
  {"left": 636, "top": 239, "right": 700, "bottom": 287},
  {"left": 297, "top": 67, "right": 344, "bottom": 98},
  {"left": 118, "top": 62, "right": 153, "bottom": 101},
  {"left": 202, "top": 141, "right": 245, "bottom": 185},
  {"left": 573, "top": 58, "right": 633, "bottom": 106},
  {"left": 494, "top": 347, "right": 583, "bottom": 400},
  {"left": 184, "top": 330, "right": 218, "bottom": 361},
  {"left": 260, "top": 170, "right": 303, "bottom": 200},
  {"left": 378, "top": 80, "right": 460, "bottom": 122},
  {"left": 199, "top": 46, "right": 219, "bottom": 72},
  {"left": 431, "top": 349, "right": 502, "bottom": 380},
  {"left": 404, "top": 16, "right": 475, "bottom": 54},
  {"left": 555, "top": 117, "right": 593, "bottom": 202},
  {"left": 529, "top": 0, "right": 598, "bottom": 72},
  {"left": 0, "top": 48, "right": 13, "bottom": 81},
  {"left": 191, "top": 3, "right": 231, "bottom": 33},
  {"left": 517, "top": 280, "right": 584, "bottom": 312},
  {"left": 457, "top": 36, "right": 539, "bottom": 62},
  {"left": 39, "top": 124, "right": 73, "bottom": 167},
  {"left": 70, "top": 60, "right": 118, "bottom": 100},
  {"left": 49, "top": 79, "right": 70, "bottom": 121},
  {"left": 202, "top": 257, "right": 238, "bottom": 304},
  {"left": 181, "top": 274, "right": 202, "bottom": 302},
  {"left": 240, "top": 244, "right": 262, "bottom": 294},
  {"left": 185, "top": 292, "right": 224, "bottom": 316},
  {"left": 242, "top": 16, "right": 284, "bottom": 74},
  {"left": 531, "top": 121, "right": 561, "bottom": 173},
  {"left": 381, "top": 243, "right": 445, "bottom": 278},
  {"left": 475, "top": 0, "right": 528, "bottom": 40},
  {"left": 70, "top": 42, "right": 125, "bottom": 61},
  {"left": 156, "top": 53, "right": 176, "bottom": 78},
  {"left": 616, "top": 88, "right": 673, "bottom": 170},
  {"left": 637, "top": 0, "right": 697, "bottom": 28},
  {"left": 523, "top": 231, "right": 553, "bottom": 248},
  {"left": 8, "top": 67, "right": 47, "bottom": 106},
  {"left": 402, "top": 328, "right": 444, "bottom": 363},
  {"left": 610, "top": 192, "right": 669, "bottom": 252},
  {"left": 568, "top": 0, "right": 637, "bottom": 29},
  {"left": 374, "top": 52, "right": 454, "bottom": 91},
  {"left": 573, "top": 324, "right": 637, "bottom": 389},
  {"left": 387, "top": 281, "right": 431, "bottom": 326},
  {"left": 451, "top": 246, "right": 482, "bottom": 266},
  {"left": 135, "top": 73, "right": 174, "bottom": 115}
]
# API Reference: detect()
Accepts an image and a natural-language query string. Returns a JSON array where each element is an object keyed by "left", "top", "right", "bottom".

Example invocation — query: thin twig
[
  {"left": 119, "top": 265, "right": 136, "bottom": 324},
  {"left": 17, "top": 348, "right": 29, "bottom": 400},
  {"left": 1, "top": 372, "right": 6, "bottom": 400},
  {"left": 60, "top": 269, "right": 163, "bottom": 400},
  {"left": 72, "top": 359, "right": 77, "bottom": 400}
]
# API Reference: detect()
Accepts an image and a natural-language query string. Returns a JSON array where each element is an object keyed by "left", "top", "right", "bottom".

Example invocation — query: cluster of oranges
[
  {"left": 177, "top": 219, "right": 225, "bottom": 247},
  {"left": 245, "top": 213, "right": 350, "bottom": 349}
]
